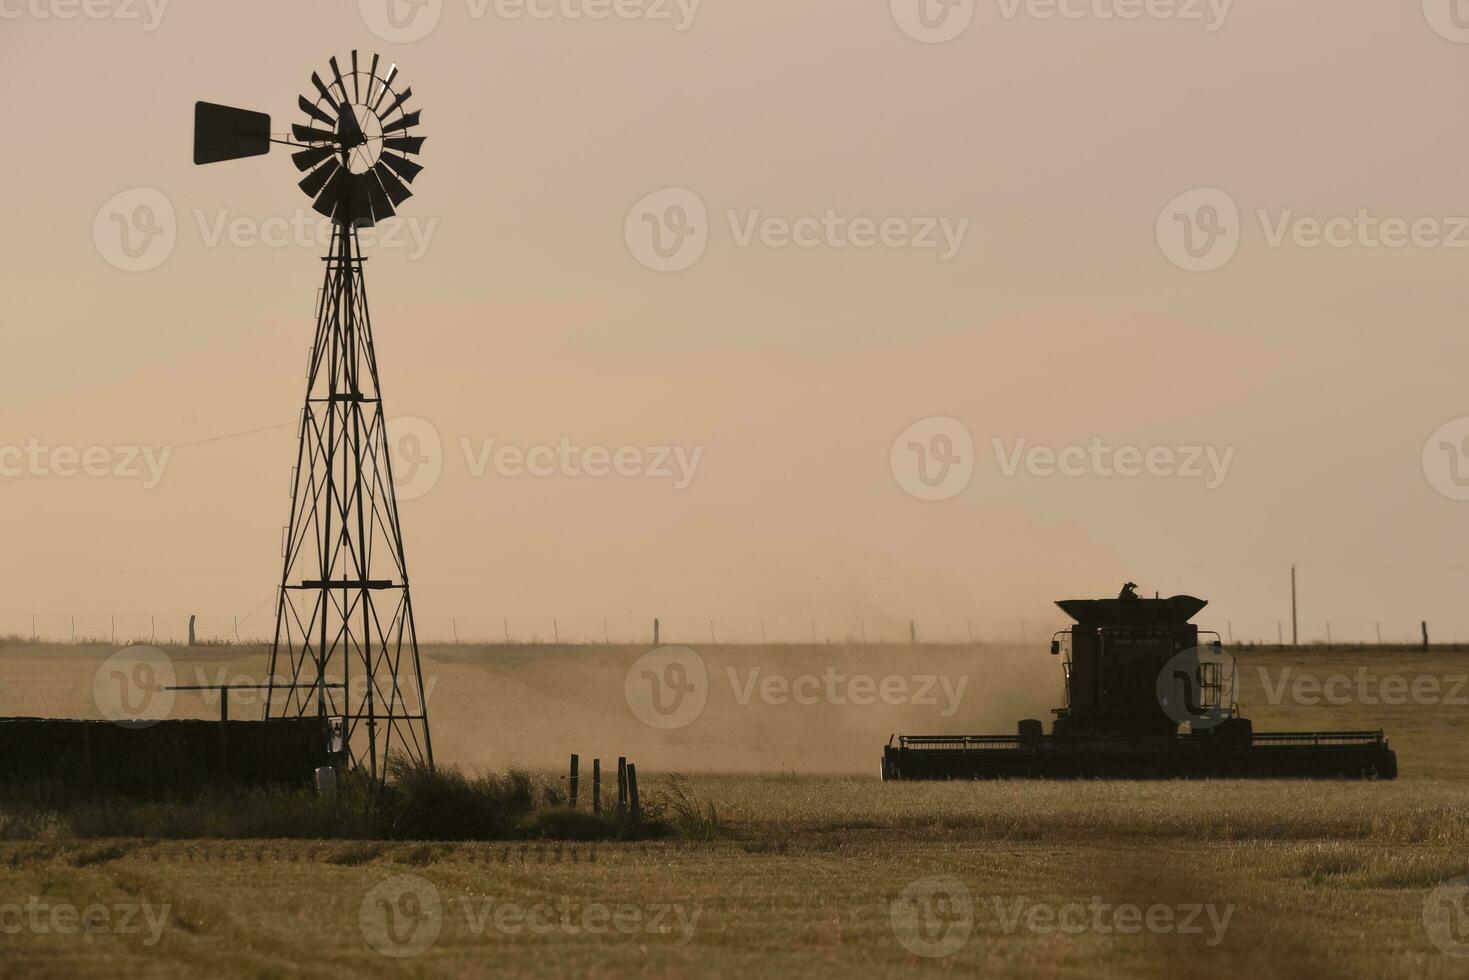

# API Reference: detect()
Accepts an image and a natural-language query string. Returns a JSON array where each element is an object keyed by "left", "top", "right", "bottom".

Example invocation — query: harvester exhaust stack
[{"left": 882, "top": 586, "right": 1397, "bottom": 780}]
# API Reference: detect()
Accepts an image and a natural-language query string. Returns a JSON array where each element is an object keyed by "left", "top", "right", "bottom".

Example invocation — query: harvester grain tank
[{"left": 881, "top": 587, "right": 1397, "bottom": 780}]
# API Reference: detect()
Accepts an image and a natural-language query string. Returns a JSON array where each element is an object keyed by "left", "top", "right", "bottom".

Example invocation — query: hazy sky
[{"left": 3, "top": 1, "right": 1468, "bottom": 643}]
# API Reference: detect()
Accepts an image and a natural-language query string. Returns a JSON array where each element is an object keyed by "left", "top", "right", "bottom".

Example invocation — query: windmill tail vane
[{"left": 192, "top": 51, "right": 432, "bottom": 781}]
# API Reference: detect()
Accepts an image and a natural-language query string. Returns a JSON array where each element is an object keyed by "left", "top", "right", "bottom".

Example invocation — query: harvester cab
[
  {"left": 881, "top": 586, "right": 1398, "bottom": 780},
  {"left": 1050, "top": 593, "right": 1242, "bottom": 740}
]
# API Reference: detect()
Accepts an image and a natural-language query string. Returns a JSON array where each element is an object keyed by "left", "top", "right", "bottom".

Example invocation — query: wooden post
[
  {"left": 617, "top": 756, "right": 627, "bottom": 813},
  {"left": 967, "top": 621, "right": 973, "bottom": 644},
  {"left": 1226, "top": 621, "right": 1233, "bottom": 645},
  {"left": 627, "top": 763, "right": 641, "bottom": 823},
  {"left": 653, "top": 618, "right": 660, "bottom": 645},
  {"left": 189, "top": 614, "right": 197, "bottom": 647},
  {"left": 709, "top": 619, "right": 715, "bottom": 644},
  {"left": 592, "top": 758, "right": 602, "bottom": 815},
  {"left": 1375, "top": 622, "right": 1382, "bottom": 646},
  {"left": 220, "top": 686, "right": 230, "bottom": 775},
  {"left": 909, "top": 620, "right": 916, "bottom": 644},
  {"left": 553, "top": 618, "right": 559, "bottom": 644},
  {"left": 760, "top": 620, "right": 766, "bottom": 644},
  {"left": 1325, "top": 622, "right": 1332, "bottom": 647},
  {"left": 452, "top": 618, "right": 459, "bottom": 643},
  {"left": 1423, "top": 621, "right": 1430, "bottom": 652},
  {"left": 569, "top": 753, "right": 579, "bottom": 808},
  {"left": 603, "top": 619, "right": 609, "bottom": 644}
]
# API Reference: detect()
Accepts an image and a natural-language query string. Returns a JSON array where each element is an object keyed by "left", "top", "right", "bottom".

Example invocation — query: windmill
[{"left": 193, "top": 51, "right": 432, "bottom": 780}]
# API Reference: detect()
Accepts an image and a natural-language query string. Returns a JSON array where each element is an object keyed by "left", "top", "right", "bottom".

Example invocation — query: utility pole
[{"left": 1290, "top": 564, "right": 1298, "bottom": 647}]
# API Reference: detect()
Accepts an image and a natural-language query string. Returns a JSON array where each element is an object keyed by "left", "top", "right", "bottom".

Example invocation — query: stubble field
[{"left": 0, "top": 641, "right": 1465, "bottom": 978}]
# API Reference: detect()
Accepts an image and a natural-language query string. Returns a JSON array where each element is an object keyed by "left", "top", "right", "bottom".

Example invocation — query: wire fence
[{"left": 1, "top": 612, "right": 1467, "bottom": 648}]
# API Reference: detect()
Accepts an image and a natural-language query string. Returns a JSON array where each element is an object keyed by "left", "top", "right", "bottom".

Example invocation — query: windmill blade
[
  {"left": 373, "top": 63, "right": 398, "bottom": 112},
  {"left": 383, "top": 136, "right": 425, "bottom": 156},
  {"left": 351, "top": 50, "right": 360, "bottom": 102},
  {"left": 366, "top": 52, "right": 380, "bottom": 105},
  {"left": 298, "top": 159, "right": 339, "bottom": 198},
  {"left": 381, "top": 111, "right": 421, "bottom": 136},
  {"left": 313, "top": 166, "right": 349, "bottom": 219},
  {"left": 359, "top": 170, "right": 396, "bottom": 222},
  {"left": 372, "top": 161, "right": 413, "bottom": 206},
  {"left": 310, "top": 72, "right": 338, "bottom": 112},
  {"left": 292, "top": 145, "right": 336, "bottom": 172},
  {"left": 383, "top": 87, "right": 413, "bottom": 118},
  {"left": 379, "top": 151, "right": 423, "bottom": 184},
  {"left": 298, "top": 94, "right": 335, "bottom": 128},
  {"left": 292, "top": 123, "right": 337, "bottom": 144},
  {"left": 328, "top": 56, "right": 348, "bottom": 102}
]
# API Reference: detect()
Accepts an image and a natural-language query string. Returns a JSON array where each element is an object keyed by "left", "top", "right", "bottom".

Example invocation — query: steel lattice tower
[{"left": 264, "top": 220, "right": 433, "bottom": 779}]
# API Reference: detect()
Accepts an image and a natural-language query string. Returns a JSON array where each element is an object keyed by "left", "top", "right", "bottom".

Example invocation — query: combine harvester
[{"left": 882, "top": 586, "right": 1398, "bottom": 780}]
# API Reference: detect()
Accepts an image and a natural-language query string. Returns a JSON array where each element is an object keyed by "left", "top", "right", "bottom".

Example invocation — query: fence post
[
  {"left": 967, "top": 621, "right": 973, "bottom": 644},
  {"left": 70, "top": 615, "right": 75, "bottom": 643},
  {"left": 111, "top": 615, "right": 116, "bottom": 645},
  {"left": 189, "top": 614, "right": 197, "bottom": 647},
  {"left": 653, "top": 618, "right": 660, "bottom": 645},
  {"left": 627, "top": 763, "right": 641, "bottom": 823},
  {"left": 1325, "top": 622, "right": 1332, "bottom": 647},
  {"left": 617, "top": 756, "right": 627, "bottom": 813},
  {"left": 910, "top": 620, "right": 916, "bottom": 644},
  {"left": 604, "top": 619, "right": 609, "bottom": 644},
  {"left": 452, "top": 617, "right": 459, "bottom": 643},
  {"left": 592, "top": 758, "right": 601, "bottom": 815},
  {"left": 569, "top": 754, "right": 579, "bottom": 808},
  {"left": 760, "top": 619, "right": 766, "bottom": 644},
  {"left": 709, "top": 619, "right": 715, "bottom": 644},
  {"left": 1375, "top": 622, "right": 1382, "bottom": 646},
  {"left": 1423, "top": 621, "right": 1430, "bottom": 652}
]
